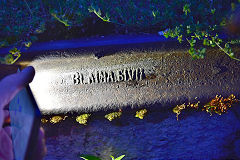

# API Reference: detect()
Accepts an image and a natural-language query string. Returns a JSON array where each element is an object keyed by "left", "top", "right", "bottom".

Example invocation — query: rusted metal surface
[{"left": 27, "top": 46, "right": 240, "bottom": 114}]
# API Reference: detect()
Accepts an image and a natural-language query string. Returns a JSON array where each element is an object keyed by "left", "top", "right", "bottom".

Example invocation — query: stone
[{"left": 234, "top": 139, "right": 240, "bottom": 158}]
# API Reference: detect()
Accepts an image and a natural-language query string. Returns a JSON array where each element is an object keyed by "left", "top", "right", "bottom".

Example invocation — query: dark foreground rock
[{"left": 42, "top": 104, "right": 240, "bottom": 160}]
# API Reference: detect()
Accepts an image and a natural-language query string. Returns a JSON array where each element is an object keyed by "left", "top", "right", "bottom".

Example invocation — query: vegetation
[
  {"left": 202, "top": 94, "right": 239, "bottom": 116},
  {"left": 173, "top": 94, "right": 239, "bottom": 120},
  {"left": 173, "top": 101, "right": 200, "bottom": 121},
  {"left": 76, "top": 114, "right": 91, "bottom": 125},
  {"left": 104, "top": 110, "right": 122, "bottom": 121},
  {"left": 41, "top": 93, "right": 239, "bottom": 125},
  {"left": 79, "top": 154, "right": 125, "bottom": 160},
  {"left": 49, "top": 115, "right": 68, "bottom": 124},
  {"left": 1, "top": 0, "right": 240, "bottom": 64},
  {"left": 135, "top": 109, "right": 147, "bottom": 119},
  {"left": 162, "top": 1, "right": 240, "bottom": 61}
]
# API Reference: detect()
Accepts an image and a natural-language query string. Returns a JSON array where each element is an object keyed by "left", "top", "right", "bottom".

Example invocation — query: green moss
[
  {"left": 76, "top": 114, "right": 91, "bottom": 125},
  {"left": 105, "top": 111, "right": 122, "bottom": 121},
  {"left": 135, "top": 109, "right": 147, "bottom": 119}
]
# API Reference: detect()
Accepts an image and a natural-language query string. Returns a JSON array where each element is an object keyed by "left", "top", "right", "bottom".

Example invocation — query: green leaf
[
  {"left": 211, "top": 9, "right": 216, "bottom": 14},
  {"left": 186, "top": 25, "right": 191, "bottom": 34},
  {"left": 189, "top": 39, "right": 196, "bottom": 47},
  {"left": 225, "top": 43, "right": 230, "bottom": 48},
  {"left": 200, "top": 47, "right": 206, "bottom": 54},
  {"left": 163, "top": 31, "right": 170, "bottom": 38},
  {"left": 24, "top": 41, "right": 32, "bottom": 48},
  {"left": 220, "top": 18, "right": 227, "bottom": 26},
  {"left": 177, "top": 35, "right": 183, "bottom": 43},
  {"left": 217, "top": 39, "right": 223, "bottom": 44},
  {"left": 231, "top": 2, "right": 236, "bottom": 11},
  {"left": 88, "top": 5, "right": 110, "bottom": 22},
  {"left": 210, "top": 43, "right": 216, "bottom": 47},
  {"left": 79, "top": 154, "right": 101, "bottom": 160},
  {"left": 4, "top": 54, "right": 14, "bottom": 64},
  {"left": 50, "top": 12, "right": 71, "bottom": 27},
  {"left": 152, "top": 11, "right": 156, "bottom": 17},
  {"left": 229, "top": 52, "right": 234, "bottom": 57},
  {"left": 189, "top": 47, "right": 195, "bottom": 55},
  {"left": 9, "top": 47, "right": 21, "bottom": 56},
  {"left": 183, "top": 4, "right": 190, "bottom": 16},
  {"left": 203, "top": 38, "right": 208, "bottom": 46},
  {"left": 115, "top": 155, "right": 125, "bottom": 160}
]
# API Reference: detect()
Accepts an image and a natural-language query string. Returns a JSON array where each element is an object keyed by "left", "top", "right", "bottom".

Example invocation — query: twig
[
  {"left": 215, "top": 42, "right": 240, "bottom": 61},
  {"left": 24, "top": 0, "right": 33, "bottom": 17}
]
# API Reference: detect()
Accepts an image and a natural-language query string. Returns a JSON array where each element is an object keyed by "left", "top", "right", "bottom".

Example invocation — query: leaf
[
  {"left": 203, "top": 38, "right": 208, "bottom": 46},
  {"left": 163, "top": 31, "right": 169, "bottom": 38},
  {"left": 9, "top": 47, "right": 21, "bottom": 56},
  {"left": 210, "top": 43, "right": 216, "bottom": 47},
  {"left": 231, "top": 2, "right": 236, "bottom": 11},
  {"left": 51, "top": 12, "right": 71, "bottom": 27},
  {"left": 76, "top": 114, "right": 91, "bottom": 125},
  {"left": 79, "top": 154, "right": 101, "bottom": 160},
  {"left": 105, "top": 111, "right": 122, "bottom": 121},
  {"left": 220, "top": 18, "right": 226, "bottom": 26},
  {"left": 211, "top": 9, "right": 216, "bottom": 14},
  {"left": 115, "top": 155, "right": 125, "bottom": 160},
  {"left": 229, "top": 52, "right": 234, "bottom": 57},
  {"left": 97, "top": 8, "right": 101, "bottom": 16},
  {"left": 24, "top": 41, "right": 32, "bottom": 48},
  {"left": 4, "top": 54, "right": 14, "bottom": 64},
  {"left": 199, "top": 47, "right": 206, "bottom": 54},
  {"left": 186, "top": 25, "right": 191, "bottom": 34},
  {"left": 135, "top": 109, "right": 147, "bottom": 119},
  {"left": 177, "top": 35, "right": 183, "bottom": 43},
  {"left": 183, "top": 4, "right": 190, "bottom": 15},
  {"left": 225, "top": 43, "right": 230, "bottom": 48},
  {"left": 189, "top": 47, "right": 195, "bottom": 55}
]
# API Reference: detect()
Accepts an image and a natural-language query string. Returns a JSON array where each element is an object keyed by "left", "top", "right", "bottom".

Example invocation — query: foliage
[
  {"left": 88, "top": 5, "right": 110, "bottom": 22},
  {"left": 41, "top": 118, "right": 48, "bottom": 123},
  {"left": 1, "top": 0, "right": 240, "bottom": 64},
  {"left": 0, "top": 0, "right": 89, "bottom": 64},
  {"left": 0, "top": 47, "right": 21, "bottom": 64},
  {"left": 203, "top": 94, "right": 239, "bottom": 116},
  {"left": 173, "top": 101, "right": 200, "bottom": 121},
  {"left": 173, "top": 94, "right": 239, "bottom": 120},
  {"left": 0, "top": 0, "right": 46, "bottom": 64},
  {"left": 49, "top": 115, "right": 68, "bottom": 124},
  {"left": 79, "top": 154, "right": 125, "bottom": 160},
  {"left": 162, "top": 1, "right": 240, "bottom": 61},
  {"left": 110, "top": 155, "right": 125, "bottom": 160},
  {"left": 79, "top": 155, "right": 101, "bottom": 160},
  {"left": 76, "top": 114, "right": 91, "bottom": 125},
  {"left": 105, "top": 110, "right": 122, "bottom": 121},
  {"left": 135, "top": 109, "right": 147, "bottom": 119}
]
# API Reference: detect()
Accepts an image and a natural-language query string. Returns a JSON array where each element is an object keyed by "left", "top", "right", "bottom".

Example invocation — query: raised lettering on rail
[{"left": 73, "top": 68, "right": 145, "bottom": 85}]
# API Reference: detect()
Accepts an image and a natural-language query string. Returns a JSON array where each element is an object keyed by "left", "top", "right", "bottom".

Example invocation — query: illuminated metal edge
[{"left": 4, "top": 35, "right": 240, "bottom": 115}]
